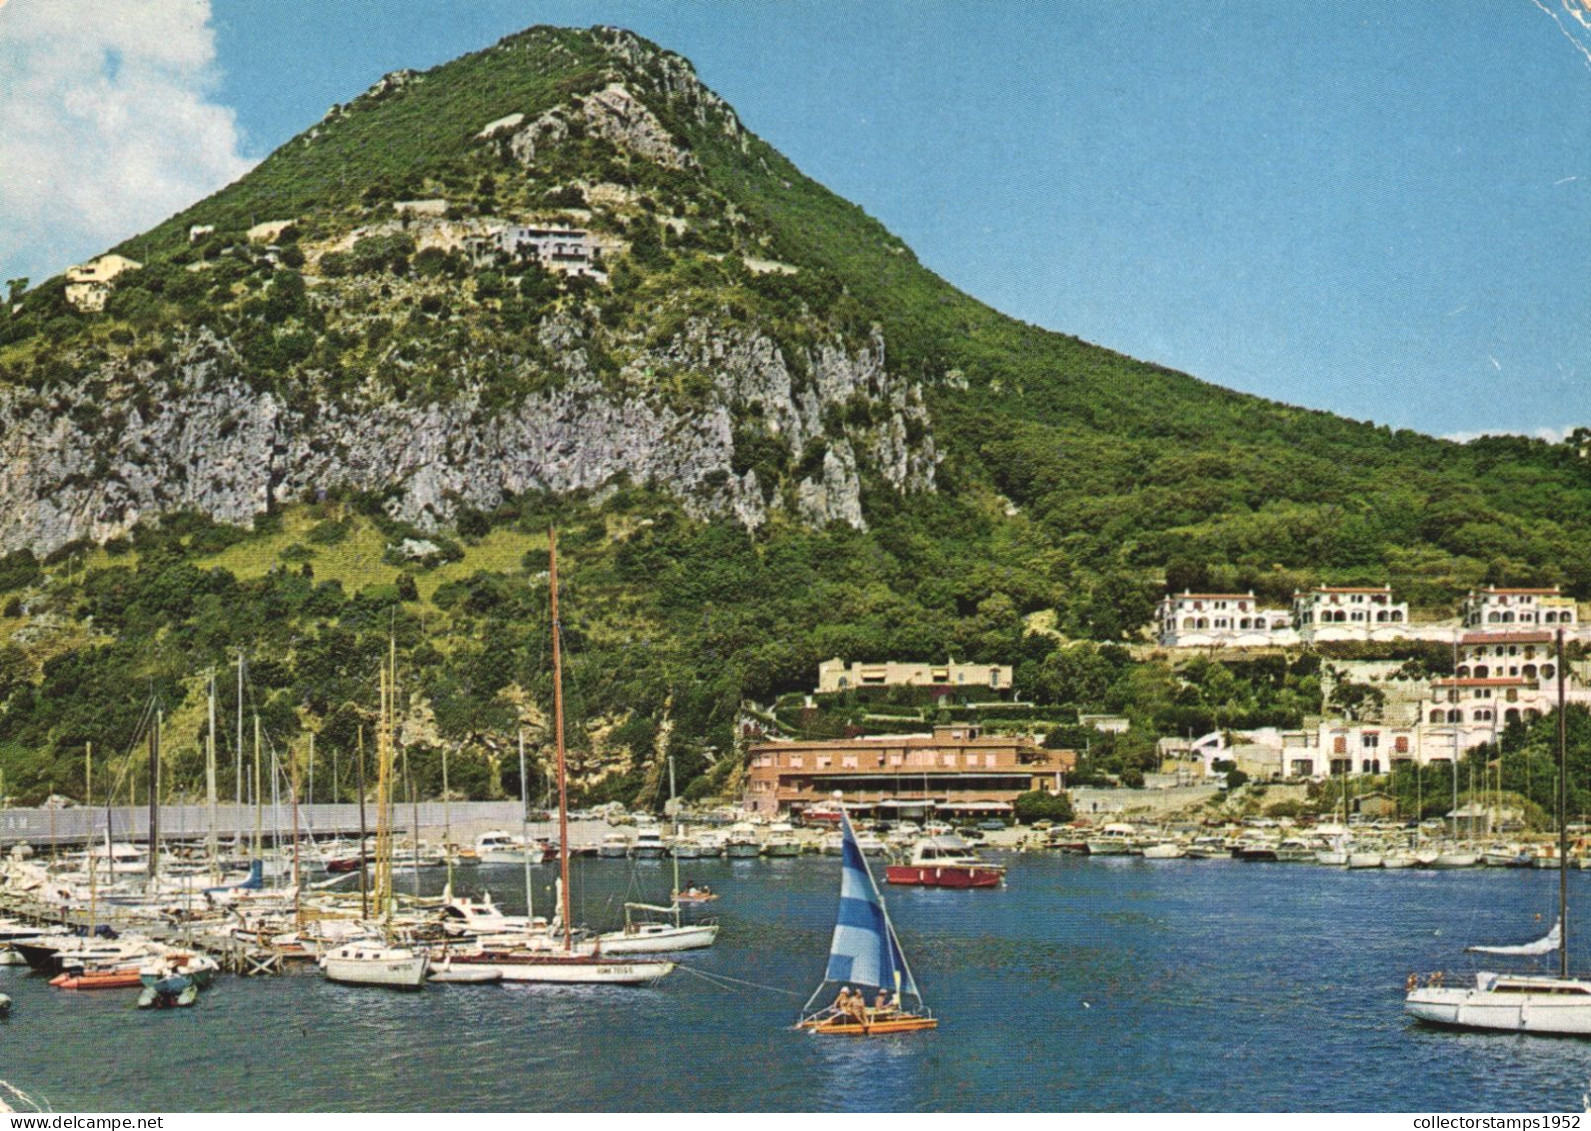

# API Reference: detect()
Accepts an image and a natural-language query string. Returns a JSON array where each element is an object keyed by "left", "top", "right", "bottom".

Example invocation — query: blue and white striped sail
[{"left": 823, "top": 813, "right": 918, "bottom": 996}]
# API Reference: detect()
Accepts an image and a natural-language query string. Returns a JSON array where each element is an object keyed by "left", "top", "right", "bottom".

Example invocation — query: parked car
[{"left": 977, "top": 819, "right": 1008, "bottom": 831}]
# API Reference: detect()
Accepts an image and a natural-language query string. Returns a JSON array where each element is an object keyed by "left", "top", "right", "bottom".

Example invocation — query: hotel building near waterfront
[{"left": 744, "top": 725, "right": 1074, "bottom": 818}]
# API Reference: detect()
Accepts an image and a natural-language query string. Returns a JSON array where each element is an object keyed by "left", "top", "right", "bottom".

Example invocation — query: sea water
[{"left": 4, "top": 853, "right": 1591, "bottom": 1112}]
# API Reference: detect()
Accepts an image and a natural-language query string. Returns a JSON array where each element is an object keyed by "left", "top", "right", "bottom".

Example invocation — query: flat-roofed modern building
[{"left": 814, "top": 658, "right": 1013, "bottom": 695}]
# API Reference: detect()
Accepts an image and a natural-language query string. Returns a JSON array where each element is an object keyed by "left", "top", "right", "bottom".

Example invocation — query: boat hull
[
  {"left": 800, "top": 1012, "right": 939, "bottom": 1036},
  {"left": 884, "top": 864, "right": 1003, "bottom": 889},
  {"left": 594, "top": 924, "right": 719, "bottom": 954},
  {"left": 320, "top": 954, "right": 430, "bottom": 990},
  {"left": 1406, "top": 985, "right": 1591, "bottom": 1035},
  {"left": 49, "top": 969, "right": 143, "bottom": 990},
  {"left": 455, "top": 953, "right": 674, "bottom": 984}
]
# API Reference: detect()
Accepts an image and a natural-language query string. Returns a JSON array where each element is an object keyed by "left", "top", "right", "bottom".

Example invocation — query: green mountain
[{"left": 0, "top": 26, "right": 1585, "bottom": 806}]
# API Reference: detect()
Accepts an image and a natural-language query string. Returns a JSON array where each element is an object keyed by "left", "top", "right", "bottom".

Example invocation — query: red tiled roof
[
  {"left": 1475, "top": 587, "right": 1562, "bottom": 595},
  {"left": 1312, "top": 586, "right": 1392, "bottom": 594},
  {"left": 1460, "top": 631, "right": 1553, "bottom": 645},
  {"left": 1433, "top": 677, "right": 1528, "bottom": 687}
]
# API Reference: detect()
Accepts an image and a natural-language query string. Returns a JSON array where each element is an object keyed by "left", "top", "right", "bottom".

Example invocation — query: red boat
[
  {"left": 49, "top": 968, "right": 145, "bottom": 990},
  {"left": 884, "top": 837, "right": 1005, "bottom": 889}
]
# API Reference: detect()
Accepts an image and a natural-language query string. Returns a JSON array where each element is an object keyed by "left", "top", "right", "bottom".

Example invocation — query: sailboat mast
[
  {"left": 86, "top": 742, "right": 95, "bottom": 930},
  {"left": 1558, "top": 627, "right": 1569, "bottom": 979},
  {"left": 236, "top": 651, "right": 244, "bottom": 846},
  {"left": 291, "top": 734, "right": 302, "bottom": 930},
  {"left": 374, "top": 664, "right": 394, "bottom": 922},
  {"left": 206, "top": 670, "right": 219, "bottom": 879},
  {"left": 668, "top": 754, "right": 681, "bottom": 916},
  {"left": 550, "top": 527, "right": 573, "bottom": 951},
  {"left": 519, "top": 729, "right": 533, "bottom": 921},
  {"left": 356, "top": 724, "right": 369, "bottom": 919},
  {"left": 442, "top": 741, "right": 453, "bottom": 893},
  {"left": 253, "top": 714, "right": 263, "bottom": 857},
  {"left": 147, "top": 708, "right": 160, "bottom": 880}
]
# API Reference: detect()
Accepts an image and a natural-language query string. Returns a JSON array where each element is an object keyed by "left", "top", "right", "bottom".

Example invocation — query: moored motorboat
[
  {"left": 1141, "top": 842, "right": 1187, "bottom": 860},
  {"left": 884, "top": 835, "right": 1004, "bottom": 888},
  {"left": 598, "top": 833, "right": 633, "bottom": 859},
  {"left": 631, "top": 828, "right": 668, "bottom": 860}
]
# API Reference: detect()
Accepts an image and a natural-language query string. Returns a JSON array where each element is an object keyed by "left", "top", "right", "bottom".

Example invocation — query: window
[
  {"left": 1333, "top": 736, "right": 1348, "bottom": 754},
  {"left": 1362, "top": 734, "right": 1379, "bottom": 749},
  {"left": 1395, "top": 736, "right": 1410, "bottom": 754}
]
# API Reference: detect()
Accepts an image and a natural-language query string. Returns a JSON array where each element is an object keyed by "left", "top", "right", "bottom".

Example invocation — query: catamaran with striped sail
[{"left": 798, "top": 811, "right": 937, "bottom": 1036}]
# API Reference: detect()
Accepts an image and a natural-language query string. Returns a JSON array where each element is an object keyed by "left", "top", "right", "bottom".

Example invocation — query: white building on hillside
[
  {"left": 1462, "top": 586, "right": 1579, "bottom": 631},
  {"left": 64, "top": 254, "right": 142, "bottom": 312},
  {"left": 467, "top": 226, "right": 605, "bottom": 279},
  {"left": 1156, "top": 591, "right": 1297, "bottom": 648},
  {"left": 1455, "top": 630, "right": 1559, "bottom": 682},
  {"left": 1292, "top": 585, "right": 1411, "bottom": 643}
]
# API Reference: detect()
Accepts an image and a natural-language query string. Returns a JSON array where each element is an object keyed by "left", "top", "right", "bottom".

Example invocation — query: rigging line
[{"left": 672, "top": 963, "right": 804, "bottom": 997}]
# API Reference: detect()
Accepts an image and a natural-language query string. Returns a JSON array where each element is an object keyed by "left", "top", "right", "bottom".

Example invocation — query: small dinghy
[
  {"left": 50, "top": 968, "right": 144, "bottom": 990},
  {"left": 137, "top": 982, "right": 199, "bottom": 1009}
]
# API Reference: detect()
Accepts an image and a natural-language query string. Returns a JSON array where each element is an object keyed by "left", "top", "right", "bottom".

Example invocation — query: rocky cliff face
[
  {"left": 0, "top": 24, "right": 943, "bottom": 555},
  {"left": 0, "top": 320, "right": 935, "bottom": 554}
]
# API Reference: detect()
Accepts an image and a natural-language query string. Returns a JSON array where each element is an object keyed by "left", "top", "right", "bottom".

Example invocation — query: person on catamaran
[
  {"left": 874, "top": 988, "right": 894, "bottom": 1017},
  {"left": 833, "top": 986, "right": 859, "bottom": 1024}
]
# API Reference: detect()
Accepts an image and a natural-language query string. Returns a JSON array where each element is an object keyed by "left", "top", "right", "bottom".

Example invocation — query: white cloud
[
  {"left": 0, "top": 0, "right": 254, "bottom": 286},
  {"left": 1440, "top": 425, "right": 1583, "bottom": 444}
]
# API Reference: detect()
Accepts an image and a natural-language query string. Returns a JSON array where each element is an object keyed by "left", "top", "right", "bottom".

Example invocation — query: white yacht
[
  {"left": 474, "top": 830, "right": 533, "bottom": 865},
  {"left": 631, "top": 827, "right": 668, "bottom": 860}
]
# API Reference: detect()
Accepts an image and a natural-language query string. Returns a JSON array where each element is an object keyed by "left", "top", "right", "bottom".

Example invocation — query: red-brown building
[{"left": 744, "top": 725, "right": 1075, "bottom": 817}]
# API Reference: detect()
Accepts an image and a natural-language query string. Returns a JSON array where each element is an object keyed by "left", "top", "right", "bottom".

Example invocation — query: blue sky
[{"left": 3, "top": 1, "right": 1588, "bottom": 439}]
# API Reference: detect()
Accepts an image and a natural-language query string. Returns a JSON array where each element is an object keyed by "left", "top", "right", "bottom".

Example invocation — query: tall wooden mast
[{"left": 551, "top": 527, "right": 573, "bottom": 951}]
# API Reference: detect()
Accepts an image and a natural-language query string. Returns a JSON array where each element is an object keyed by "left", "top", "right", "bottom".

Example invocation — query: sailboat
[
  {"left": 797, "top": 811, "right": 937, "bottom": 1035},
  {"left": 594, "top": 754, "right": 720, "bottom": 955},
  {"left": 1405, "top": 629, "right": 1591, "bottom": 1033},
  {"left": 446, "top": 528, "right": 674, "bottom": 986},
  {"left": 317, "top": 647, "right": 429, "bottom": 991}
]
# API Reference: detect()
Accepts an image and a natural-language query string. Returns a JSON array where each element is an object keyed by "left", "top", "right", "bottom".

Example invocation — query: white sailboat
[
  {"left": 317, "top": 646, "right": 429, "bottom": 990},
  {"left": 450, "top": 529, "right": 674, "bottom": 986},
  {"left": 595, "top": 755, "right": 720, "bottom": 955},
  {"left": 1405, "top": 630, "right": 1591, "bottom": 1034}
]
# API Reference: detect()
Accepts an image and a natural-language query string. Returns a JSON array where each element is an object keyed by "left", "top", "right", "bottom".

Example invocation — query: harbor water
[{"left": 5, "top": 852, "right": 1591, "bottom": 1112}]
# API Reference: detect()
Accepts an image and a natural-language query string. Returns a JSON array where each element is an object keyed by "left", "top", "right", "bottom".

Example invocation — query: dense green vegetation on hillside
[{"left": 0, "top": 25, "right": 1586, "bottom": 806}]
